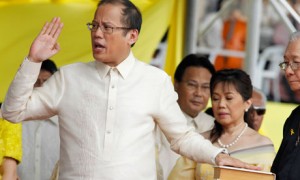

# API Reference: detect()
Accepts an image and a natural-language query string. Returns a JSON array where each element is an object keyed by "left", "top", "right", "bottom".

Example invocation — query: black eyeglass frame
[
  {"left": 279, "top": 61, "right": 300, "bottom": 71},
  {"left": 86, "top": 22, "right": 132, "bottom": 34}
]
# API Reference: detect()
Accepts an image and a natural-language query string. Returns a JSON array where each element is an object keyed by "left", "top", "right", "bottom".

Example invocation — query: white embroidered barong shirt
[{"left": 2, "top": 52, "right": 222, "bottom": 180}]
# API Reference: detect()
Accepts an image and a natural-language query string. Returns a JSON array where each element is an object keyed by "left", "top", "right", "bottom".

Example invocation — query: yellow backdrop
[
  {"left": 0, "top": 0, "right": 184, "bottom": 101},
  {"left": 260, "top": 102, "right": 297, "bottom": 151}
]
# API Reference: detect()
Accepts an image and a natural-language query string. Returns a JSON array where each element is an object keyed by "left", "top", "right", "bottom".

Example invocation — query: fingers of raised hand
[
  {"left": 29, "top": 17, "right": 63, "bottom": 62},
  {"left": 40, "top": 17, "right": 63, "bottom": 40},
  {"left": 46, "top": 17, "right": 62, "bottom": 36}
]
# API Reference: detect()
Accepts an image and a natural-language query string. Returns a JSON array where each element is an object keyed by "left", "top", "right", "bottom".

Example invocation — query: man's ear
[
  {"left": 128, "top": 29, "right": 139, "bottom": 46},
  {"left": 174, "top": 81, "right": 179, "bottom": 91}
]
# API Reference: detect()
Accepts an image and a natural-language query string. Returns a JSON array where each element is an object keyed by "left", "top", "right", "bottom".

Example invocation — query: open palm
[{"left": 28, "top": 17, "right": 64, "bottom": 62}]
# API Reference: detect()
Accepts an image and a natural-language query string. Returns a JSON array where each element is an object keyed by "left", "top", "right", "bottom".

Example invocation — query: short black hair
[
  {"left": 41, "top": 59, "right": 57, "bottom": 74},
  {"left": 174, "top": 54, "right": 215, "bottom": 82},
  {"left": 98, "top": 0, "right": 142, "bottom": 33}
]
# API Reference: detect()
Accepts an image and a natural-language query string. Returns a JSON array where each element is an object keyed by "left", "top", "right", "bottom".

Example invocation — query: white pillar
[
  {"left": 244, "top": 0, "right": 262, "bottom": 88},
  {"left": 184, "top": 0, "right": 201, "bottom": 55}
]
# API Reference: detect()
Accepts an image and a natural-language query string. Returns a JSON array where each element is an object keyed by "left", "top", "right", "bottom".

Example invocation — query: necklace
[{"left": 217, "top": 123, "right": 248, "bottom": 149}]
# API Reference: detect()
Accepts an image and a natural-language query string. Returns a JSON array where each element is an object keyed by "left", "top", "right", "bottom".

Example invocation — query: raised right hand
[{"left": 28, "top": 17, "right": 64, "bottom": 63}]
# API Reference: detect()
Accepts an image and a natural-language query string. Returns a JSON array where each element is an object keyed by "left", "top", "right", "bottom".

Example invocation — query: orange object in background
[{"left": 214, "top": 17, "right": 247, "bottom": 71}]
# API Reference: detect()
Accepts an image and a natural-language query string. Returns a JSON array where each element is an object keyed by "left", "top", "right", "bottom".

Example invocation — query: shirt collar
[
  {"left": 182, "top": 111, "right": 193, "bottom": 121},
  {"left": 49, "top": 116, "right": 59, "bottom": 126},
  {"left": 95, "top": 51, "right": 135, "bottom": 79}
]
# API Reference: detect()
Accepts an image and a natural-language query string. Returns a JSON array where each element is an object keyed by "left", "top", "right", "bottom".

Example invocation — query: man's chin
[
  {"left": 290, "top": 85, "right": 300, "bottom": 92},
  {"left": 189, "top": 108, "right": 202, "bottom": 116},
  {"left": 190, "top": 105, "right": 204, "bottom": 112},
  {"left": 93, "top": 54, "right": 106, "bottom": 62}
]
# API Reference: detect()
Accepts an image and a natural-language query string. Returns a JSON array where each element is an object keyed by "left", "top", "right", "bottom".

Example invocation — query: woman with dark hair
[{"left": 168, "top": 69, "right": 275, "bottom": 180}]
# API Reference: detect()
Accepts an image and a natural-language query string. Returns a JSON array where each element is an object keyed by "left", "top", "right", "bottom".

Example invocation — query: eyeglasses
[
  {"left": 86, "top": 22, "right": 131, "bottom": 34},
  {"left": 279, "top": 61, "right": 300, "bottom": 71},
  {"left": 183, "top": 81, "right": 210, "bottom": 91},
  {"left": 253, "top": 106, "right": 266, "bottom": 116}
]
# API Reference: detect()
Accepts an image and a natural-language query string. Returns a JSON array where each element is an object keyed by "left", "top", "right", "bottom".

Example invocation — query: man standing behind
[
  {"left": 249, "top": 87, "right": 267, "bottom": 132},
  {"left": 157, "top": 54, "right": 215, "bottom": 179},
  {"left": 174, "top": 54, "right": 215, "bottom": 133},
  {"left": 271, "top": 31, "right": 300, "bottom": 179},
  {"left": 18, "top": 59, "right": 60, "bottom": 180}
]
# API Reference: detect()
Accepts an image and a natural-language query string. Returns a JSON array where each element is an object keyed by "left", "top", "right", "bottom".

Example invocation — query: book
[{"left": 214, "top": 166, "right": 276, "bottom": 180}]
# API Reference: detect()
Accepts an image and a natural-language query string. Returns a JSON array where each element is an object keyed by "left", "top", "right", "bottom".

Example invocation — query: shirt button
[
  {"left": 107, "top": 130, "right": 111, "bottom": 134},
  {"left": 112, "top": 85, "right": 115, "bottom": 88},
  {"left": 109, "top": 106, "right": 113, "bottom": 110}
]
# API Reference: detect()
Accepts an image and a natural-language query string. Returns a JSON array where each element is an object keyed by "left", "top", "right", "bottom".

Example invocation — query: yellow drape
[
  {"left": 164, "top": 0, "right": 186, "bottom": 79},
  {"left": 0, "top": 0, "right": 179, "bottom": 101}
]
